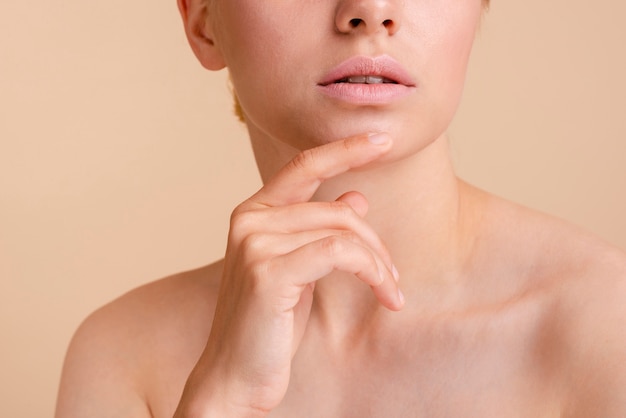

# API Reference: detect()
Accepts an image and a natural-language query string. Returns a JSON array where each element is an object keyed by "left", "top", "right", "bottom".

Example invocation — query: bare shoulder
[
  {"left": 551, "top": 235, "right": 626, "bottom": 416},
  {"left": 55, "top": 260, "right": 224, "bottom": 417},
  {"left": 481, "top": 189, "right": 626, "bottom": 415}
]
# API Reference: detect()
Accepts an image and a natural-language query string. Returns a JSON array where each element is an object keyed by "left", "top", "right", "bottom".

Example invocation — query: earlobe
[{"left": 176, "top": 0, "right": 226, "bottom": 71}]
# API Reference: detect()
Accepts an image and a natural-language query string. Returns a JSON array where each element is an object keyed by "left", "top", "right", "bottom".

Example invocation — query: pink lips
[{"left": 317, "top": 55, "right": 416, "bottom": 105}]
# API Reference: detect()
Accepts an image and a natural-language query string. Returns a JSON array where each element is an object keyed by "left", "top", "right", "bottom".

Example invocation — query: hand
[{"left": 175, "top": 133, "right": 404, "bottom": 417}]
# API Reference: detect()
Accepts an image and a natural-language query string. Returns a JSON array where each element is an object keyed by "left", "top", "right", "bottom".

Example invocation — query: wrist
[
  {"left": 174, "top": 365, "right": 270, "bottom": 418},
  {"left": 174, "top": 396, "right": 268, "bottom": 418}
]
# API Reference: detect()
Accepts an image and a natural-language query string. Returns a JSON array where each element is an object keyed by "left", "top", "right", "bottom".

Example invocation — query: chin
[
  {"left": 294, "top": 110, "right": 409, "bottom": 145},
  {"left": 255, "top": 102, "right": 451, "bottom": 160}
]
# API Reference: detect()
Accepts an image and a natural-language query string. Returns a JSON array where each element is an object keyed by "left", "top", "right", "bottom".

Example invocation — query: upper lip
[{"left": 318, "top": 55, "right": 416, "bottom": 87}]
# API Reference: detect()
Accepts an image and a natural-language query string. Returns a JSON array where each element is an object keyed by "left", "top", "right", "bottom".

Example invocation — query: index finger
[{"left": 250, "top": 133, "right": 392, "bottom": 207}]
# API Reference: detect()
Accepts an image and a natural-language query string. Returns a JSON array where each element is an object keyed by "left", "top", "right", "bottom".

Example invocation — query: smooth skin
[
  {"left": 179, "top": 133, "right": 403, "bottom": 416},
  {"left": 56, "top": 0, "right": 626, "bottom": 417}
]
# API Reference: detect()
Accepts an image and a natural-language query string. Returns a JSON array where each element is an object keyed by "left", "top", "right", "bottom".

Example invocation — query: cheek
[
  {"left": 216, "top": 2, "right": 307, "bottom": 111},
  {"left": 217, "top": 3, "right": 333, "bottom": 142},
  {"left": 217, "top": 1, "right": 306, "bottom": 71},
  {"left": 422, "top": 5, "right": 480, "bottom": 110}
]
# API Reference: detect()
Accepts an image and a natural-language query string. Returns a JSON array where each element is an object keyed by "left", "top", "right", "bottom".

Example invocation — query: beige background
[{"left": 1, "top": 1, "right": 625, "bottom": 416}]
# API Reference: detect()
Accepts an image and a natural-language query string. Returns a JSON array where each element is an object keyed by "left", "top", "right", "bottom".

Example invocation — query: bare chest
[
  {"left": 270, "top": 309, "right": 564, "bottom": 417},
  {"left": 148, "top": 291, "right": 566, "bottom": 417},
  {"left": 271, "top": 358, "right": 561, "bottom": 417}
]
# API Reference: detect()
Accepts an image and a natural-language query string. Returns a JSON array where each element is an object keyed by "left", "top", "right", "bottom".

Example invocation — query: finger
[
  {"left": 241, "top": 228, "right": 380, "bottom": 262},
  {"left": 369, "top": 266, "right": 404, "bottom": 311},
  {"left": 335, "top": 191, "right": 368, "bottom": 218},
  {"left": 249, "top": 133, "right": 391, "bottom": 207},
  {"left": 231, "top": 201, "right": 394, "bottom": 271},
  {"left": 266, "top": 236, "right": 403, "bottom": 311}
]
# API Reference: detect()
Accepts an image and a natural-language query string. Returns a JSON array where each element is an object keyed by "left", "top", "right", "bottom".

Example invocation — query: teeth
[
  {"left": 347, "top": 76, "right": 367, "bottom": 83},
  {"left": 364, "top": 76, "right": 384, "bottom": 84},
  {"left": 344, "top": 75, "right": 395, "bottom": 84}
]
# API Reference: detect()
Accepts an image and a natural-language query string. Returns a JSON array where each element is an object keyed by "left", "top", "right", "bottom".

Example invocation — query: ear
[{"left": 177, "top": 0, "right": 226, "bottom": 71}]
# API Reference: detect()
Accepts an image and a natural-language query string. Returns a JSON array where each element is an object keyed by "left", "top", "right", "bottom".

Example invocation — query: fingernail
[
  {"left": 367, "top": 133, "right": 390, "bottom": 145},
  {"left": 392, "top": 264, "right": 400, "bottom": 282},
  {"left": 398, "top": 289, "right": 405, "bottom": 305},
  {"left": 377, "top": 264, "right": 386, "bottom": 286}
]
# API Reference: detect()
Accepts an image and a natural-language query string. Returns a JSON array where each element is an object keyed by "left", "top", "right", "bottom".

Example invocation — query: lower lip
[{"left": 317, "top": 83, "right": 415, "bottom": 105}]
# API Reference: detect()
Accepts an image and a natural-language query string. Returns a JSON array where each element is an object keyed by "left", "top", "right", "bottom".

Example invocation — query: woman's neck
[{"left": 248, "top": 128, "right": 483, "bottom": 340}]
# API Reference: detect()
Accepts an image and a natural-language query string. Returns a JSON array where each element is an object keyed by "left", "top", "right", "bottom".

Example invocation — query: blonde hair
[{"left": 231, "top": 0, "right": 490, "bottom": 123}]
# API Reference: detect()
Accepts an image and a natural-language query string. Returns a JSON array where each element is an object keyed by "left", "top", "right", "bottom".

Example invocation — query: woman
[{"left": 56, "top": 0, "right": 626, "bottom": 416}]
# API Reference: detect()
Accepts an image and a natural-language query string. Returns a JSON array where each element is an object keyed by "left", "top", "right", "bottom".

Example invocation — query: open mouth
[
  {"left": 335, "top": 76, "right": 398, "bottom": 84},
  {"left": 317, "top": 56, "right": 416, "bottom": 104},
  {"left": 318, "top": 56, "right": 414, "bottom": 87}
]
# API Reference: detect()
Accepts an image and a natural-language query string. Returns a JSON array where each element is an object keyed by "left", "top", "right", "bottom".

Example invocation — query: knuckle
[
  {"left": 320, "top": 235, "right": 346, "bottom": 257},
  {"left": 229, "top": 204, "right": 246, "bottom": 228},
  {"left": 338, "top": 230, "right": 360, "bottom": 244},
  {"left": 328, "top": 200, "right": 353, "bottom": 219},
  {"left": 240, "top": 233, "right": 266, "bottom": 254},
  {"left": 341, "top": 137, "right": 358, "bottom": 153},
  {"left": 228, "top": 209, "right": 258, "bottom": 242},
  {"left": 289, "top": 149, "right": 317, "bottom": 174}
]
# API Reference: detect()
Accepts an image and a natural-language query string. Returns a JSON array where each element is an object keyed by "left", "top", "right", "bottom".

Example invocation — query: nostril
[
  {"left": 349, "top": 18, "right": 363, "bottom": 28},
  {"left": 383, "top": 19, "right": 393, "bottom": 27}
]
